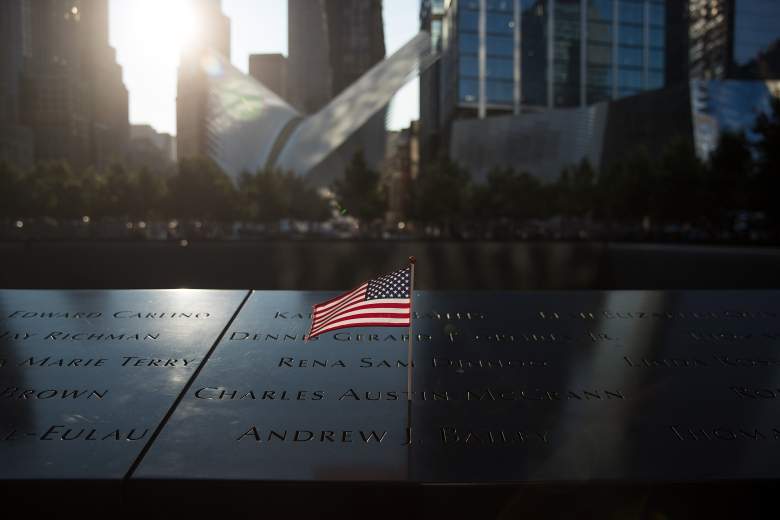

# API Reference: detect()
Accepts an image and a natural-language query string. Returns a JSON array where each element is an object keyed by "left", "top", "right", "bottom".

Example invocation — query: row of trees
[
  {"left": 411, "top": 137, "right": 764, "bottom": 227},
  {"left": 0, "top": 158, "right": 329, "bottom": 223},
  {"left": 1, "top": 99, "right": 778, "bottom": 229},
  {"left": 345, "top": 98, "right": 780, "bottom": 229}
]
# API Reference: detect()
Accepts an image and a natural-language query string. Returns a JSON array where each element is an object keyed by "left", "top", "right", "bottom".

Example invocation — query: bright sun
[
  {"left": 135, "top": 0, "right": 202, "bottom": 55},
  {"left": 111, "top": 0, "right": 207, "bottom": 134}
]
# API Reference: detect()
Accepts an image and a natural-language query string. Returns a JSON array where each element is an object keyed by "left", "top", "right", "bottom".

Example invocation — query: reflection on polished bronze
[
  {"left": 136, "top": 290, "right": 780, "bottom": 487},
  {"left": 0, "top": 289, "right": 247, "bottom": 480},
  {"left": 4, "top": 289, "right": 780, "bottom": 516}
]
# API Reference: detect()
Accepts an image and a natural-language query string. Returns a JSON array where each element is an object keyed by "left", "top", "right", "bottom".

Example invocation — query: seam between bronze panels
[{"left": 122, "top": 289, "right": 254, "bottom": 480}]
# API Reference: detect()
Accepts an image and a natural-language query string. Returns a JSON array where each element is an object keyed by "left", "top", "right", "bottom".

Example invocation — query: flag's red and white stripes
[{"left": 308, "top": 282, "right": 411, "bottom": 338}]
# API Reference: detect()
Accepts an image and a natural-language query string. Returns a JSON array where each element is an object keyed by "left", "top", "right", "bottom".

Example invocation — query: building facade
[
  {"left": 23, "top": 0, "right": 91, "bottom": 167},
  {"left": 431, "top": 1, "right": 780, "bottom": 183},
  {"left": 690, "top": 79, "right": 780, "bottom": 159},
  {"left": 128, "top": 124, "right": 177, "bottom": 169},
  {"left": 287, "top": 0, "right": 385, "bottom": 113},
  {"left": 177, "top": 0, "right": 231, "bottom": 161},
  {"left": 286, "top": 0, "right": 387, "bottom": 180},
  {"left": 450, "top": 78, "right": 778, "bottom": 181},
  {"left": 248, "top": 54, "right": 287, "bottom": 99},
  {"left": 383, "top": 121, "right": 420, "bottom": 222},
  {"left": 287, "top": 0, "right": 332, "bottom": 113},
  {"left": 662, "top": 0, "right": 689, "bottom": 87},
  {"left": 422, "top": 0, "right": 666, "bottom": 159},
  {"left": 419, "top": 0, "right": 445, "bottom": 161},
  {"left": 0, "top": 0, "right": 34, "bottom": 167},
  {"left": 324, "top": 0, "right": 386, "bottom": 95},
  {"left": 689, "top": 0, "right": 780, "bottom": 80},
  {"left": 443, "top": 0, "right": 665, "bottom": 114},
  {"left": 1, "top": 0, "right": 128, "bottom": 169},
  {"left": 80, "top": 0, "right": 129, "bottom": 167}
]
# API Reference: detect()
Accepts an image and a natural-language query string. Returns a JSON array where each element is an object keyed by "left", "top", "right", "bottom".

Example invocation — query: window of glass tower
[
  {"left": 458, "top": 0, "right": 480, "bottom": 103},
  {"left": 616, "top": 0, "right": 644, "bottom": 99},
  {"left": 486, "top": 1, "right": 514, "bottom": 105},
  {"left": 647, "top": 1, "right": 665, "bottom": 89},
  {"left": 553, "top": 0, "right": 582, "bottom": 107},
  {"left": 587, "top": 0, "right": 613, "bottom": 104},
  {"left": 733, "top": 0, "right": 780, "bottom": 67},
  {"left": 521, "top": 0, "right": 549, "bottom": 107}
]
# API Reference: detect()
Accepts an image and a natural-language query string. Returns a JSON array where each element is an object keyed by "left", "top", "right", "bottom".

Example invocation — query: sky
[{"left": 109, "top": 0, "right": 420, "bottom": 136}]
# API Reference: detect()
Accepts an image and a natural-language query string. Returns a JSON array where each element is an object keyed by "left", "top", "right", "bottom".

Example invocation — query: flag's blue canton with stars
[
  {"left": 366, "top": 267, "right": 411, "bottom": 300},
  {"left": 308, "top": 266, "right": 412, "bottom": 339}
]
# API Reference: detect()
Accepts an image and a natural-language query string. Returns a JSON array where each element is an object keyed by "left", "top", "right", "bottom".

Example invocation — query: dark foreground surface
[
  {"left": 2, "top": 289, "right": 780, "bottom": 518},
  {"left": 2, "top": 240, "right": 780, "bottom": 289}
]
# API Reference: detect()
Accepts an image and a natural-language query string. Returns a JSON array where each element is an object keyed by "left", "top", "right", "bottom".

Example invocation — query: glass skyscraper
[
  {"left": 689, "top": 0, "right": 780, "bottom": 80},
  {"left": 431, "top": 0, "right": 666, "bottom": 121},
  {"left": 419, "top": 0, "right": 445, "bottom": 160}
]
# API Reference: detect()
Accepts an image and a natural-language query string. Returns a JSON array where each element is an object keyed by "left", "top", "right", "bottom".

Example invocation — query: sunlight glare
[
  {"left": 132, "top": 0, "right": 201, "bottom": 56},
  {"left": 179, "top": 2, "right": 202, "bottom": 51}
]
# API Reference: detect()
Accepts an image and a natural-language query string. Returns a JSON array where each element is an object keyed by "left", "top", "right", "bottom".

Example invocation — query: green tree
[
  {"left": 598, "top": 140, "right": 706, "bottom": 223},
  {"left": 707, "top": 131, "right": 753, "bottom": 216},
  {"left": 554, "top": 159, "right": 597, "bottom": 217},
  {"left": 238, "top": 169, "right": 284, "bottom": 223},
  {"left": 0, "top": 161, "right": 27, "bottom": 218},
  {"left": 238, "top": 168, "right": 328, "bottom": 224},
  {"left": 597, "top": 148, "right": 658, "bottom": 221},
  {"left": 131, "top": 167, "right": 168, "bottom": 219},
  {"left": 98, "top": 163, "right": 137, "bottom": 218},
  {"left": 237, "top": 171, "right": 259, "bottom": 222},
  {"left": 484, "top": 167, "right": 545, "bottom": 220},
  {"left": 282, "top": 173, "right": 330, "bottom": 222},
  {"left": 77, "top": 166, "right": 107, "bottom": 218},
  {"left": 166, "top": 158, "right": 237, "bottom": 220},
  {"left": 332, "top": 151, "right": 385, "bottom": 225},
  {"left": 26, "top": 161, "right": 85, "bottom": 218},
  {"left": 753, "top": 97, "right": 780, "bottom": 220},
  {"left": 654, "top": 138, "right": 706, "bottom": 222},
  {"left": 413, "top": 157, "right": 471, "bottom": 231}
]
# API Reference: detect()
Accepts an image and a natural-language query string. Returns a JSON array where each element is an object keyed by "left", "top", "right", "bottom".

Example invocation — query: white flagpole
[{"left": 407, "top": 256, "right": 416, "bottom": 400}]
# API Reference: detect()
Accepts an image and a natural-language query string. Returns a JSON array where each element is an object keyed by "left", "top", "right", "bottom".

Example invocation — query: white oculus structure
[{"left": 201, "top": 32, "right": 437, "bottom": 185}]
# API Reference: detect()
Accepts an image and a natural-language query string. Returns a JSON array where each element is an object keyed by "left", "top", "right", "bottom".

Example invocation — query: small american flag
[{"left": 308, "top": 266, "right": 413, "bottom": 339}]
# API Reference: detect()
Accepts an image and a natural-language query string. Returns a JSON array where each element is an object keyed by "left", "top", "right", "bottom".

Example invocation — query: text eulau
[{"left": 3, "top": 425, "right": 148, "bottom": 441}]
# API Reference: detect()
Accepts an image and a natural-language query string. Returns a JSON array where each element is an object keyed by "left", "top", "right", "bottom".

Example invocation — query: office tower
[
  {"left": 208, "top": 13, "right": 427, "bottom": 182},
  {"left": 249, "top": 54, "right": 288, "bottom": 99},
  {"left": 287, "top": 0, "right": 333, "bottom": 113},
  {"left": 0, "top": 0, "right": 30, "bottom": 125},
  {"left": 444, "top": 0, "right": 665, "bottom": 115},
  {"left": 286, "top": 0, "right": 387, "bottom": 179},
  {"left": 129, "top": 124, "right": 177, "bottom": 168},
  {"left": 384, "top": 121, "right": 419, "bottom": 221},
  {"left": 420, "top": 0, "right": 667, "bottom": 159},
  {"left": 429, "top": 1, "right": 780, "bottom": 181},
  {"left": 663, "top": 0, "right": 688, "bottom": 86},
  {"left": 689, "top": 0, "right": 780, "bottom": 80},
  {"left": 0, "top": 0, "right": 33, "bottom": 166},
  {"left": 177, "top": 0, "right": 231, "bottom": 161},
  {"left": 324, "top": 0, "right": 386, "bottom": 94},
  {"left": 21, "top": 0, "right": 91, "bottom": 167},
  {"left": 684, "top": 1, "right": 780, "bottom": 160},
  {"left": 80, "top": 0, "right": 129, "bottom": 166},
  {"left": 419, "top": 0, "right": 445, "bottom": 162},
  {"left": 287, "top": 0, "right": 385, "bottom": 113},
  {"left": 18, "top": 0, "right": 128, "bottom": 168}
]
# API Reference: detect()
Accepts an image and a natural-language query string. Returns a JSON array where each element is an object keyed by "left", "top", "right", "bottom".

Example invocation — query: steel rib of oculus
[{"left": 308, "top": 267, "right": 412, "bottom": 338}]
